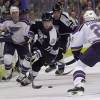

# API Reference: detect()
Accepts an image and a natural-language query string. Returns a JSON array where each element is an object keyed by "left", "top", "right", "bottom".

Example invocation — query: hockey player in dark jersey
[
  {"left": 67, "top": 10, "right": 99, "bottom": 96},
  {"left": 45, "top": 3, "right": 78, "bottom": 75},
  {"left": 0, "top": 6, "right": 31, "bottom": 81},
  {"left": 19, "top": 12, "right": 59, "bottom": 86}
]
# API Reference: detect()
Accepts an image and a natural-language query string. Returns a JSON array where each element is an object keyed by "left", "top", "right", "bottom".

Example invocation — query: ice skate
[
  {"left": 67, "top": 86, "right": 84, "bottom": 96},
  {"left": 55, "top": 68, "right": 64, "bottom": 75},
  {"left": 16, "top": 73, "right": 25, "bottom": 83},
  {"left": 20, "top": 71, "right": 35, "bottom": 86},
  {"left": 2, "top": 69, "right": 13, "bottom": 81},
  {"left": 45, "top": 65, "right": 56, "bottom": 73},
  {"left": 67, "top": 79, "right": 85, "bottom": 96}
]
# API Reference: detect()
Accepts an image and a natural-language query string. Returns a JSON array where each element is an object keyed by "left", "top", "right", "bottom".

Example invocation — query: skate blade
[
  {"left": 68, "top": 91, "right": 84, "bottom": 96},
  {"left": 32, "top": 84, "right": 42, "bottom": 89}
]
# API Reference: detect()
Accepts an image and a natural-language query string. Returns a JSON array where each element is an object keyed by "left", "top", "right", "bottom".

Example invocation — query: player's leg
[
  {"left": 67, "top": 43, "right": 100, "bottom": 95},
  {"left": 55, "top": 49, "right": 64, "bottom": 75},
  {"left": 2, "top": 43, "right": 15, "bottom": 80},
  {"left": 55, "top": 34, "right": 70, "bottom": 75},
  {"left": 20, "top": 57, "right": 44, "bottom": 86},
  {"left": 45, "top": 63, "right": 56, "bottom": 73},
  {"left": 21, "top": 52, "right": 56, "bottom": 86},
  {"left": 16, "top": 44, "right": 31, "bottom": 83}
]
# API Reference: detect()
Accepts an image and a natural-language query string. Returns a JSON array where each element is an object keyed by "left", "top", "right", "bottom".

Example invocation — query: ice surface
[{"left": 0, "top": 57, "right": 100, "bottom": 100}]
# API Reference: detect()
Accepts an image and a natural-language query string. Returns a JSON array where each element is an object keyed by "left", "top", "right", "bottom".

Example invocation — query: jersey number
[{"left": 90, "top": 24, "right": 100, "bottom": 37}]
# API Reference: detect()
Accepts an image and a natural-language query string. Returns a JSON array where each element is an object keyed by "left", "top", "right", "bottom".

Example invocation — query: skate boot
[
  {"left": 55, "top": 68, "right": 64, "bottom": 75},
  {"left": 45, "top": 64, "right": 56, "bottom": 73},
  {"left": 55, "top": 63, "right": 65, "bottom": 75},
  {"left": 67, "top": 87, "right": 84, "bottom": 96},
  {"left": 20, "top": 71, "right": 35, "bottom": 86},
  {"left": 67, "top": 79, "right": 85, "bottom": 96},
  {"left": 16, "top": 73, "right": 25, "bottom": 83},
  {"left": 55, "top": 62, "right": 65, "bottom": 75},
  {"left": 2, "top": 69, "right": 13, "bottom": 81}
]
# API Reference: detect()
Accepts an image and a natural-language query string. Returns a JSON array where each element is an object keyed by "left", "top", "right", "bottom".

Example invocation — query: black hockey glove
[{"left": 31, "top": 49, "right": 42, "bottom": 64}]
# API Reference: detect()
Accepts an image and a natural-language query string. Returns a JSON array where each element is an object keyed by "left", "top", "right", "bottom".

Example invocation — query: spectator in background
[
  {"left": 57, "top": 0, "right": 65, "bottom": 5},
  {"left": 70, "top": 10, "right": 78, "bottom": 25},
  {"left": 30, "top": 0, "right": 41, "bottom": 18},
  {"left": 56, "top": 0, "right": 68, "bottom": 11},
  {"left": 0, "top": 0, "right": 8, "bottom": 22},
  {"left": 20, "top": 0, "right": 29, "bottom": 12},
  {"left": 0, "top": 0, "right": 6, "bottom": 16},
  {"left": 96, "top": 7, "right": 100, "bottom": 20},
  {"left": 87, "top": 0, "right": 93, "bottom": 10}
]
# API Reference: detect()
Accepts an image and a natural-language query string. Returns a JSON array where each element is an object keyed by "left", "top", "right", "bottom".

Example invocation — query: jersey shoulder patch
[{"left": 49, "top": 27, "right": 57, "bottom": 46}]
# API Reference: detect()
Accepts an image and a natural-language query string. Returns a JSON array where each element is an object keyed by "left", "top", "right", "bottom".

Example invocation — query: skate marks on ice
[{"left": 0, "top": 73, "right": 100, "bottom": 100}]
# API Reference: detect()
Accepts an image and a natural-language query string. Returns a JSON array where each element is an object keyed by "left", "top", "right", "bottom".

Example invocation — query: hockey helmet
[
  {"left": 10, "top": 6, "right": 19, "bottom": 14},
  {"left": 42, "top": 12, "right": 52, "bottom": 21},
  {"left": 83, "top": 10, "right": 98, "bottom": 22},
  {"left": 52, "top": 3, "right": 62, "bottom": 12}
]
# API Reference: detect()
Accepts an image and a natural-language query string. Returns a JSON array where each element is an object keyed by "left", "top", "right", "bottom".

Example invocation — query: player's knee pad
[
  {"left": 21, "top": 59, "right": 31, "bottom": 74},
  {"left": 4, "top": 54, "right": 13, "bottom": 70},
  {"left": 23, "top": 59, "right": 31, "bottom": 68}
]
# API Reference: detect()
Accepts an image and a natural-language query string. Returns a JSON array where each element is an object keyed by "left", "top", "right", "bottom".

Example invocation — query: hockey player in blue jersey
[{"left": 67, "top": 10, "right": 100, "bottom": 96}]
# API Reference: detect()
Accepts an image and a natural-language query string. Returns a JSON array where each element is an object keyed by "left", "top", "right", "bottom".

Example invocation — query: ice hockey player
[
  {"left": 67, "top": 10, "right": 99, "bottom": 96},
  {"left": 19, "top": 12, "right": 59, "bottom": 86},
  {"left": 0, "top": 6, "right": 31, "bottom": 81},
  {"left": 45, "top": 3, "right": 78, "bottom": 75}
]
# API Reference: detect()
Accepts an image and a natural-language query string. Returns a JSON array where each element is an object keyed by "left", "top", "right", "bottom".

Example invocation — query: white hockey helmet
[
  {"left": 83, "top": 10, "right": 98, "bottom": 22},
  {"left": 10, "top": 6, "right": 19, "bottom": 14}
]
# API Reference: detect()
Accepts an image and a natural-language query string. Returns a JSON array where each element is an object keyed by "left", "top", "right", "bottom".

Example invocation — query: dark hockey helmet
[
  {"left": 42, "top": 12, "right": 52, "bottom": 21},
  {"left": 52, "top": 3, "right": 62, "bottom": 11}
]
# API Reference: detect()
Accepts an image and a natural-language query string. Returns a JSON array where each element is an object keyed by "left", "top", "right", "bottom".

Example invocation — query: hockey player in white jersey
[
  {"left": 0, "top": 6, "right": 31, "bottom": 81},
  {"left": 67, "top": 10, "right": 100, "bottom": 96}
]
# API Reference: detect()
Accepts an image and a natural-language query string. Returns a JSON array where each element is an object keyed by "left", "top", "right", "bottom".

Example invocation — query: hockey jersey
[
  {"left": 30, "top": 21, "right": 59, "bottom": 56},
  {"left": 0, "top": 18, "right": 30, "bottom": 44},
  {"left": 71, "top": 20, "right": 100, "bottom": 49},
  {"left": 51, "top": 11, "right": 78, "bottom": 35}
]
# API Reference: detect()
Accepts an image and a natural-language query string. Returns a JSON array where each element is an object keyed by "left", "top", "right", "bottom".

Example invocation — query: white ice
[{"left": 0, "top": 56, "right": 100, "bottom": 100}]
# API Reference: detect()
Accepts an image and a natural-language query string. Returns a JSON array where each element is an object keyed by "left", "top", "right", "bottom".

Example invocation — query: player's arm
[
  {"left": 63, "top": 12, "right": 78, "bottom": 32},
  {"left": 23, "top": 21, "right": 38, "bottom": 44},
  {"left": 28, "top": 21, "right": 40, "bottom": 43},
  {"left": 0, "top": 22, "right": 7, "bottom": 33},
  {"left": 69, "top": 17, "right": 78, "bottom": 32},
  {"left": 70, "top": 29, "right": 84, "bottom": 60}
]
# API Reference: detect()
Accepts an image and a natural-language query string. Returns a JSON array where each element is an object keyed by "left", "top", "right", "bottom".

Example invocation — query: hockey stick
[
  {"left": 65, "top": 59, "right": 76, "bottom": 65},
  {"left": 30, "top": 73, "right": 43, "bottom": 89},
  {"left": 56, "top": 69, "right": 73, "bottom": 76}
]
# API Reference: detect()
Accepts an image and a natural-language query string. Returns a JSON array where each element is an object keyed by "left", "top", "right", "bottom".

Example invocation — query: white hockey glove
[{"left": 31, "top": 49, "right": 42, "bottom": 64}]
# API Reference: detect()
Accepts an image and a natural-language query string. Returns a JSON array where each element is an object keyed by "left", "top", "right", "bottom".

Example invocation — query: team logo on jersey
[
  {"left": 50, "top": 38, "right": 56, "bottom": 46},
  {"left": 9, "top": 26, "right": 21, "bottom": 32},
  {"left": 38, "top": 29, "right": 47, "bottom": 44}
]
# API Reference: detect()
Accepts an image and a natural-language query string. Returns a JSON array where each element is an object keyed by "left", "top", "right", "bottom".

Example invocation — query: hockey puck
[{"left": 48, "top": 86, "right": 53, "bottom": 88}]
